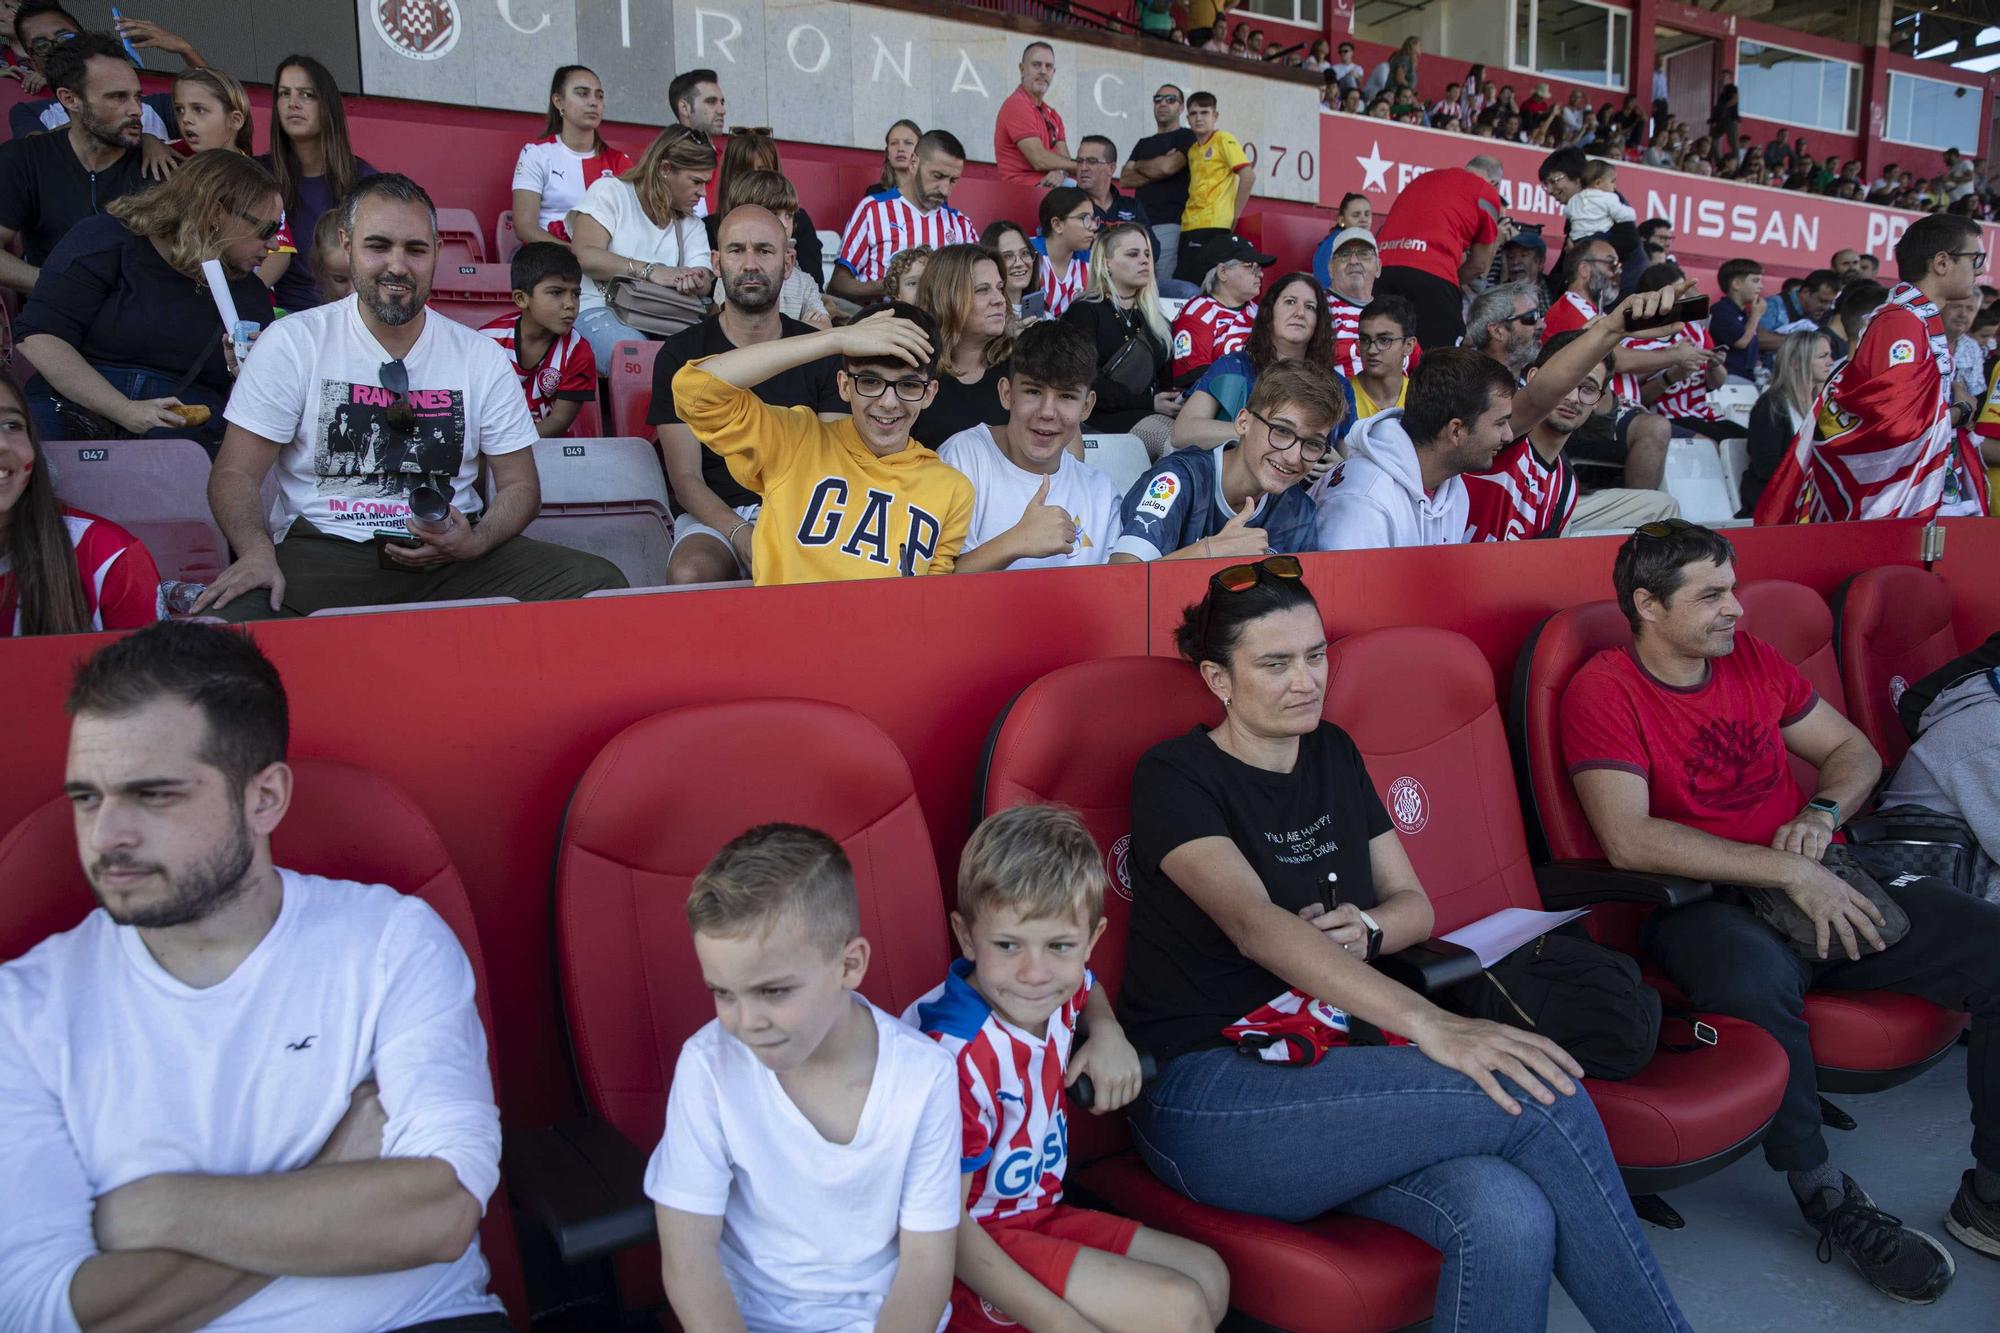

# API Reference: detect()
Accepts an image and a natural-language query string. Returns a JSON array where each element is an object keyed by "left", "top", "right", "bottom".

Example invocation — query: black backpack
[
  {"left": 1448, "top": 926, "right": 1707, "bottom": 1080},
  {"left": 1896, "top": 631, "right": 2000, "bottom": 741}
]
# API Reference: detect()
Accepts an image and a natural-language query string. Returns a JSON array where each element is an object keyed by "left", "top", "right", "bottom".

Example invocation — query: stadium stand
[{"left": 46, "top": 438, "right": 231, "bottom": 585}]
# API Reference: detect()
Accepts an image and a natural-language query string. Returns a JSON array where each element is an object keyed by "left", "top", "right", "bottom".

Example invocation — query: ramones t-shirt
[
  {"left": 225, "top": 295, "right": 537, "bottom": 543},
  {"left": 1118, "top": 722, "right": 1393, "bottom": 1061}
]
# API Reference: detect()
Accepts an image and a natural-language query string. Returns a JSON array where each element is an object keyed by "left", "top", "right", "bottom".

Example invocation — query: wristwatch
[
  {"left": 1805, "top": 797, "right": 1842, "bottom": 828},
  {"left": 1357, "top": 908, "right": 1385, "bottom": 961}
]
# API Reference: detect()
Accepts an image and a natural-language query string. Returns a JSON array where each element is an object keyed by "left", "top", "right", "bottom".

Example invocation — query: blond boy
[
  {"left": 646, "top": 824, "right": 961, "bottom": 1332},
  {"left": 907, "top": 806, "right": 1230, "bottom": 1331}
]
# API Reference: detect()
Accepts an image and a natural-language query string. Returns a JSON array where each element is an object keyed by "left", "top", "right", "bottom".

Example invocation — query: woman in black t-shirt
[
  {"left": 1118, "top": 560, "right": 1689, "bottom": 1332},
  {"left": 911, "top": 244, "right": 1012, "bottom": 449}
]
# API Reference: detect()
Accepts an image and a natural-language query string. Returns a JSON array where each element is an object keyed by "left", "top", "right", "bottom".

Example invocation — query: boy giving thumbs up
[
  {"left": 1111, "top": 360, "right": 1347, "bottom": 562},
  {"left": 939, "top": 322, "right": 1125, "bottom": 573}
]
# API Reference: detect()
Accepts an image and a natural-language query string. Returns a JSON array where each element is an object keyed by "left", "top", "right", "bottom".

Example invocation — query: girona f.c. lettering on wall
[{"left": 355, "top": 0, "right": 1323, "bottom": 204}]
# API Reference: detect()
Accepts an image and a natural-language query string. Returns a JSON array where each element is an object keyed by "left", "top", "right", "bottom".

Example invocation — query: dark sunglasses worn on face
[
  {"left": 236, "top": 210, "right": 282, "bottom": 243},
  {"left": 379, "top": 359, "right": 416, "bottom": 433}
]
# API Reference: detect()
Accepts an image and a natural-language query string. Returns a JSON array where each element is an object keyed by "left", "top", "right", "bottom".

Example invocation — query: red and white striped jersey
[
  {"left": 1032, "top": 237, "right": 1090, "bottom": 318},
  {"left": 1756, "top": 282, "right": 1969, "bottom": 524},
  {"left": 478, "top": 314, "right": 597, "bottom": 425},
  {"left": 1621, "top": 321, "right": 1720, "bottom": 421},
  {"left": 512, "top": 136, "right": 633, "bottom": 240},
  {"left": 836, "top": 189, "right": 979, "bottom": 285},
  {"left": 907, "top": 961, "right": 1090, "bottom": 1223},
  {"left": 1330, "top": 291, "right": 1364, "bottom": 376},
  {"left": 1544, "top": 291, "right": 1639, "bottom": 405},
  {"left": 3, "top": 507, "right": 162, "bottom": 635},
  {"left": 1170, "top": 295, "right": 1255, "bottom": 380},
  {"left": 1461, "top": 436, "right": 1577, "bottom": 542}
]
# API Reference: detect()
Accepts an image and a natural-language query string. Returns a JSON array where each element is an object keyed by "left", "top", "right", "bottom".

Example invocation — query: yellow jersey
[
  {"left": 1183, "top": 131, "right": 1250, "bottom": 232},
  {"left": 1352, "top": 376, "right": 1409, "bottom": 420},
  {"left": 1977, "top": 358, "right": 2000, "bottom": 502},
  {"left": 674, "top": 361, "right": 973, "bottom": 586}
]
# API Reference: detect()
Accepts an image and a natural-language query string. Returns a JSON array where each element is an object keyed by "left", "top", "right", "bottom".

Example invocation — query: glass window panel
[
  {"left": 1887, "top": 71, "right": 1982, "bottom": 150},
  {"left": 1738, "top": 40, "right": 1855, "bottom": 133},
  {"left": 1537, "top": 0, "right": 1612, "bottom": 87}
]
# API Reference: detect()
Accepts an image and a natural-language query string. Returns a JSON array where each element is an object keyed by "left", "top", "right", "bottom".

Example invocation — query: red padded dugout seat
[
  {"left": 1834, "top": 566, "right": 1959, "bottom": 769},
  {"left": 1515, "top": 584, "right": 1965, "bottom": 1089},
  {"left": 0, "top": 759, "right": 530, "bottom": 1329},
  {"left": 979, "top": 655, "right": 1442, "bottom": 1333},
  {"left": 607, "top": 340, "right": 660, "bottom": 436},
  {"left": 1324, "top": 626, "right": 1784, "bottom": 1176}
]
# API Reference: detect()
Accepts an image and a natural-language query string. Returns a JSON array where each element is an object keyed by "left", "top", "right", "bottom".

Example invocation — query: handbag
[
  {"left": 1739, "top": 843, "right": 1913, "bottom": 959},
  {"left": 604, "top": 216, "right": 710, "bottom": 337},
  {"left": 1447, "top": 926, "right": 1669, "bottom": 1080},
  {"left": 1100, "top": 308, "right": 1160, "bottom": 400},
  {"left": 1845, "top": 805, "right": 1991, "bottom": 897},
  {"left": 44, "top": 344, "right": 215, "bottom": 442}
]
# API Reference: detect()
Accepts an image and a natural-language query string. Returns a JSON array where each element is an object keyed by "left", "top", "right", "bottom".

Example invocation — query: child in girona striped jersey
[{"left": 908, "top": 805, "right": 1229, "bottom": 1331}]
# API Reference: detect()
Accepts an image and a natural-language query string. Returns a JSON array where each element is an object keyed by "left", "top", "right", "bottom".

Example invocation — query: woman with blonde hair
[
  {"left": 912, "top": 242, "right": 1012, "bottom": 447},
  {"left": 1740, "top": 328, "right": 1833, "bottom": 516},
  {"left": 568, "top": 123, "right": 718, "bottom": 364},
  {"left": 169, "top": 66, "right": 294, "bottom": 289},
  {"left": 16, "top": 151, "right": 280, "bottom": 450},
  {"left": 1061, "top": 222, "right": 1182, "bottom": 455}
]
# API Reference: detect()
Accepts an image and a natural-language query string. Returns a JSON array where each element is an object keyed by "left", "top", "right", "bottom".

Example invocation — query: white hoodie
[{"left": 1314, "top": 409, "right": 1469, "bottom": 551}]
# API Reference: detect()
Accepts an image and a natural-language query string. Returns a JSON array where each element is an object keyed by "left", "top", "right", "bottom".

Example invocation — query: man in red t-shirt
[
  {"left": 994, "top": 42, "right": 1075, "bottom": 188},
  {"left": 1560, "top": 522, "right": 2000, "bottom": 1302},
  {"left": 1373, "top": 156, "right": 1504, "bottom": 350}
]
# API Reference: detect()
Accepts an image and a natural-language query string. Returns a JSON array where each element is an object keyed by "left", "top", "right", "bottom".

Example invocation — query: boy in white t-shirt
[
  {"left": 0, "top": 623, "right": 507, "bottom": 1332},
  {"left": 908, "top": 805, "right": 1229, "bottom": 1330},
  {"left": 941, "top": 320, "right": 1123, "bottom": 572},
  {"left": 646, "top": 824, "right": 961, "bottom": 1332}
]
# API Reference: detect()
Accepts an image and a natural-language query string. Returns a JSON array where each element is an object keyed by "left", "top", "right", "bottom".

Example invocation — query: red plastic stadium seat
[
  {"left": 1735, "top": 580, "right": 1847, "bottom": 800},
  {"left": 495, "top": 210, "right": 522, "bottom": 264},
  {"left": 556, "top": 699, "right": 952, "bottom": 1304},
  {"left": 1834, "top": 566, "right": 1959, "bottom": 769},
  {"left": 428, "top": 263, "right": 516, "bottom": 330},
  {"left": 978, "top": 656, "right": 1441, "bottom": 1333},
  {"left": 46, "top": 438, "right": 228, "bottom": 584},
  {"left": 1515, "top": 588, "right": 1965, "bottom": 1092},
  {"left": 0, "top": 759, "right": 531, "bottom": 1329},
  {"left": 436, "top": 207, "right": 487, "bottom": 270},
  {"left": 1325, "top": 626, "right": 1784, "bottom": 1177},
  {"left": 608, "top": 340, "right": 661, "bottom": 437}
]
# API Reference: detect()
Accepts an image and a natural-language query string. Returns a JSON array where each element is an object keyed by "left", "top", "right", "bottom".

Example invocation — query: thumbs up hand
[
  {"left": 1010, "top": 474, "right": 1080, "bottom": 559},
  {"left": 1206, "top": 495, "right": 1271, "bottom": 558}
]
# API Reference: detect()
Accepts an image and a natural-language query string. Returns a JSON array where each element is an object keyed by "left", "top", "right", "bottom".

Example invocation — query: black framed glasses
[
  {"left": 1248, "top": 409, "right": 1331, "bottom": 460},
  {"left": 1951, "top": 250, "right": 1990, "bottom": 267},
  {"left": 1153, "top": 93, "right": 1183, "bottom": 104},
  {"left": 28, "top": 30, "right": 78, "bottom": 56},
  {"left": 1355, "top": 333, "right": 1408, "bottom": 353},
  {"left": 1503, "top": 309, "right": 1545, "bottom": 328},
  {"left": 379, "top": 359, "right": 416, "bottom": 433},
  {"left": 845, "top": 370, "right": 932, "bottom": 402},
  {"left": 1569, "top": 379, "right": 1606, "bottom": 405}
]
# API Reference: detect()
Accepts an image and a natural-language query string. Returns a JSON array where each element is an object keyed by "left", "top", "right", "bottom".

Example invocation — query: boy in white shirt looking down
[
  {"left": 942, "top": 320, "right": 1124, "bottom": 572},
  {"left": 909, "top": 805, "right": 1229, "bottom": 1331},
  {"left": 646, "top": 824, "right": 962, "bottom": 1332}
]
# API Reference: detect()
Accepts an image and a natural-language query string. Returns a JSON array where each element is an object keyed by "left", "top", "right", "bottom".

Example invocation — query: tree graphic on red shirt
[{"left": 1683, "top": 718, "right": 1779, "bottom": 812}]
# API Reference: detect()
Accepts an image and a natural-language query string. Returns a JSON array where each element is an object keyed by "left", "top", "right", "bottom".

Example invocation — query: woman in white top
[
  {"left": 511, "top": 65, "right": 631, "bottom": 249},
  {"left": 568, "top": 125, "right": 717, "bottom": 366}
]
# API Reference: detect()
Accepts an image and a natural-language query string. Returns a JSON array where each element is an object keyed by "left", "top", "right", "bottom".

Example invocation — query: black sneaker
[
  {"left": 1946, "top": 1169, "right": 2000, "bottom": 1258},
  {"left": 1800, "top": 1173, "right": 1955, "bottom": 1304}
]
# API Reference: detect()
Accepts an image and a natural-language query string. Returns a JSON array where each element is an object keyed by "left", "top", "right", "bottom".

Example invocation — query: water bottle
[
  {"left": 161, "top": 581, "right": 206, "bottom": 616},
  {"left": 407, "top": 484, "right": 452, "bottom": 537}
]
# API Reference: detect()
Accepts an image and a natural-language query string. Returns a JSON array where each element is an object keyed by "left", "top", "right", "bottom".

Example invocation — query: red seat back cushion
[
  {"left": 1325, "top": 627, "right": 1541, "bottom": 933},
  {"left": 1838, "top": 566, "right": 1958, "bottom": 768},
  {"left": 557, "top": 699, "right": 949, "bottom": 1151},
  {"left": 1736, "top": 580, "right": 1841, "bottom": 797}
]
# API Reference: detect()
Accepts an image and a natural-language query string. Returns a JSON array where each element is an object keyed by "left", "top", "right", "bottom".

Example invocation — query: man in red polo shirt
[
  {"left": 995, "top": 42, "right": 1076, "bottom": 188},
  {"left": 1373, "top": 155, "right": 1505, "bottom": 350}
]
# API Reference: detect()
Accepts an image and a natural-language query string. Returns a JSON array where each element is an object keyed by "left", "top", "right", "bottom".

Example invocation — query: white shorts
[{"left": 672, "top": 502, "right": 760, "bottom": 576}]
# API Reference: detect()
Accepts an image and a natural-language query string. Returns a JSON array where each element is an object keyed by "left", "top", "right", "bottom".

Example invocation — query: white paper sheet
[
  {"left": 1440, "top": 907, "right": 1590, "bottom": 968},
  {"left": 201, "top": 258, "right": 240, "bottom": 332}
]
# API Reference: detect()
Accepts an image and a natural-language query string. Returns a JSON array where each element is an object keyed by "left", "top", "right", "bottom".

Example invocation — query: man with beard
[
  {"left": 0, "top": 623, "right": 514, "bottom": 1331},
  {"left": 0, "top": 32, "right": 153, "bottom": 294},
  {"left": 651, "top": 205, "right": 846, "bottom": 584},
  {"left": 831, "top": 129, "right": 977, "bottom": 305},
  {"left": 1463, "top": 281, "right": 1546, "bottom": 379},
  {"left": 196, "top": 174, "right": 623, "bottom": 618},
  {"left": 8, "top": 4, "right": 196, "bottom": 139}
]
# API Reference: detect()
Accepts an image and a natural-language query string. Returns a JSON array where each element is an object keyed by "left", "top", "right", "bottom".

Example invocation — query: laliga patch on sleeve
[
  {"left": 1888, "top": 339, "right": 1917, "bottom": 366},
  {"left": 1136, "top": 472, "right": 1180, "bottom": 519},
  {"left": 1172, "top": 330, "right": 1193, "bottom": 360}
]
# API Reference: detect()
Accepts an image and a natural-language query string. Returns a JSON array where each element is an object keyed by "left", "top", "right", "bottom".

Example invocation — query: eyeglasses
[
  {"left": 1248, "top": 410, "right": 1331, "bottom": 460},
  {"left": 845, "top": 371, "right": 933, "bottom": 401},
  {"left": 1569, "top": 380, "right": 1606, "bottom": 404},
  {"left": 661, "top": 124, "right": 707, "bottom": 147},
  {"left": 28, "top": 30, "right": 78, "bottom": 56},
  {"left": 1951, "top": 250, "right": 1990, "bottom": 267},
  {"left": 1502, "top": 309, "right": 1544, "bottom": 328},
  {"left": 1076, "top": 156, "right": 1115, "bottom": 167},
  {"left": 379, "top": 359, "right": 416, "bottom": 433},
  {"left": 1354, "top": 333, "right": 1407, "bottom": 352},
  {"left": 729, "top": 125, "right": 774, "bottom": 137},
  {"left": 1153, "top": 94, "right": 1183, "bottom": 104},
  {"left": 236, "top": 210, "right": 282, "bottom": 242}
]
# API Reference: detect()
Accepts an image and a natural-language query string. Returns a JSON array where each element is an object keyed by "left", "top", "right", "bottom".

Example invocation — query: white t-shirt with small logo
[
  {"left": 224, "top": 295, "right": 537, "bottom": 543},
  {"left": 0, "top": 871, "right": 504, "bottom": 1331},
  {"left": 938, "top": 424, "right": 1123, "bottom": 570}
]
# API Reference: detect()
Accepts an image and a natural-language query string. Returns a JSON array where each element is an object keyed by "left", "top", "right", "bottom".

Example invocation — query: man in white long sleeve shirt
[{"left": 0, "top": 622, "right": 508, "bottom": 1333}]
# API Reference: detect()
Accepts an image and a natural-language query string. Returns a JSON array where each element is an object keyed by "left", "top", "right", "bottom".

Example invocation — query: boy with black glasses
[{"left": 671, "top": 301, "right": 973, "bottom": 584}]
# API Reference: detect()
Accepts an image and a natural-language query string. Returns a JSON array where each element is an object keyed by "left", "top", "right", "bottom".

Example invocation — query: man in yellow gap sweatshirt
[{"left": 672, "top": 301, "right": 975, "bottom": 585}]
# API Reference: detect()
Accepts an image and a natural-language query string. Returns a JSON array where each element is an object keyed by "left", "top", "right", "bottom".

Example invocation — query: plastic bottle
[{"left": 160, "top": 581, "right": 207, "bottom": 616}]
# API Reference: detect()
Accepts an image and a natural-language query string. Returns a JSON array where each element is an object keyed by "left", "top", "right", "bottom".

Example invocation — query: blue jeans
[
  {"left": 575, "top": 305, "right": 648, "bottom": 371},
  {"left": 1126, "top": 1045, "right": 1689, "bottom": 1333}
]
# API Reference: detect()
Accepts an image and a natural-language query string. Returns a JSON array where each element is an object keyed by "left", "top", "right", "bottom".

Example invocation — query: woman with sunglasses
[
  {"left": 1109, "top": 361, "right": 1342, "bottom": 563},
  {"left": 1118, "top": 559, "right": 1690, "bottom": 1332},
  {"left": 981, "top": 220, "right": 1045, "bottom": 324},
  {"left": 1173, "top": 272, "right": 1333, "bottom": 452},
  {"left": 16, "top": 151, "right": 279, "bottom": 452},
  {"left": 569, "top": 124, "right": 718, "bottom": 366}
]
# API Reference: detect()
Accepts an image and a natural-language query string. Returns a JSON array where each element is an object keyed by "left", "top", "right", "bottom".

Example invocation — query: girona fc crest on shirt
[
  {"left": 374, "top": 0, "right": 460, "bottom": 61},
  {"left": 537, "top": 363, "right": 561, "bottom": 397}
]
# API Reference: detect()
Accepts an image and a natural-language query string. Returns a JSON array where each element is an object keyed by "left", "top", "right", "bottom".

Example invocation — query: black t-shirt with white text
[{"left": 1118, "top": 722, "right": 1393, "bottom": 1061}]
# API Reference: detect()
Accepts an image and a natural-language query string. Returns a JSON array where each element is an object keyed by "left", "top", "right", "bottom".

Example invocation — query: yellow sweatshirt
[{"left": 674, "top": 360, "right": 974, "bottom": 586}]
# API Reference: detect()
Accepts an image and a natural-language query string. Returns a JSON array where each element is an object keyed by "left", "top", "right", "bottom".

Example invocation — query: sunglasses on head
[
  {"left": 1635, "top": 517, "right": 1705, "bottom": 540},
  {"left": 1197, "top": 556, "right": 1304, "bottom": 657},
  {"left": 380, "top": 359, "right": 416, "bottom": 433}
]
